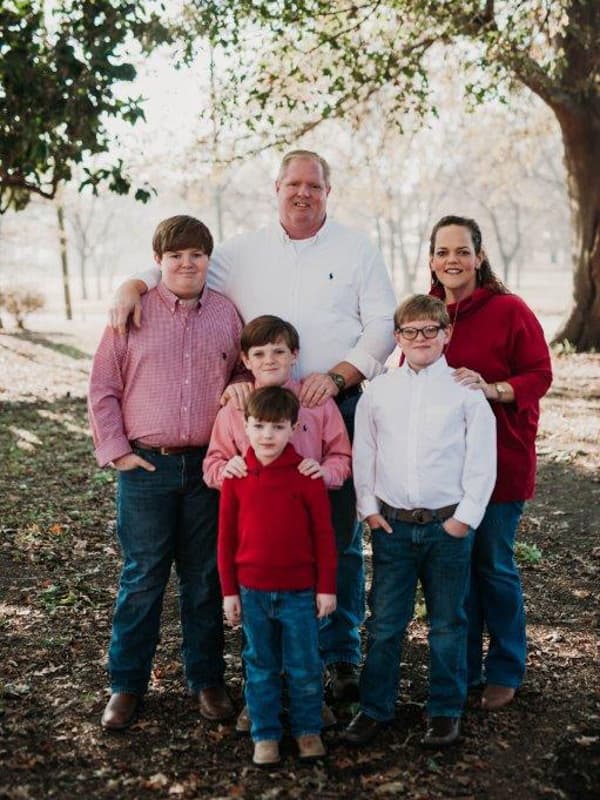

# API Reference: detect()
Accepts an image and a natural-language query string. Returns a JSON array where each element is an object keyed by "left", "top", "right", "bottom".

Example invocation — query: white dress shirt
[
  {"left": 353, "top": 356, "right": 497, "bottom": 529},
  {"left": 137, "top": 218, "right": 396, "bottom": 380}
]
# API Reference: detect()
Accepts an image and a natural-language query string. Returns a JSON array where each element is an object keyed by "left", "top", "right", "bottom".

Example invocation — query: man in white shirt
[
  {"left": 343, "top": 294, "right": 496, "bottom": 749},
  {"left": 110, "top": 150, "right": 397, "bottom": 702}
]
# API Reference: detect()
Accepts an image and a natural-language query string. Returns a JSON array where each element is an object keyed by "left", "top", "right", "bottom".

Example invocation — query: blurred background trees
[{"left": 1, "top": 1, "right": 597, "bottom": 348}]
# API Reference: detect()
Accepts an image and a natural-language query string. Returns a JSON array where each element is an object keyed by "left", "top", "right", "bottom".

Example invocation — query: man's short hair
[
  {"left": 394, "top": 294, "right": 450, "bottom": 330},
  {"left": 241, "top": 315, "right": 300, "bottom": 354},
  {"left": 152, "top": 215, "right": 214, "bottom": 258},
  {"left": 244, "top": 386, "right": 300, "bottom": 425},
  {"left": 277, "top": 150, "right": 331, "bottom": 187}
]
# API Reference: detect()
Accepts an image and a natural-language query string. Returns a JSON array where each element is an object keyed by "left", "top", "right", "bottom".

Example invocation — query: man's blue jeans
[
  {"left": 109, "top": 447, "right": 224, "bottom": 695},
  {"left": 467, "top": 501, "right": 526, "bottom": 689},
  {"left": 319, "top": 389, "right": 365, "bottom": 666},
  {"left": 240, "top": 587, "right": 322, "bottom": 742},
  {"left": 359, "top": 521, "right": 474, "bottom": 721}
]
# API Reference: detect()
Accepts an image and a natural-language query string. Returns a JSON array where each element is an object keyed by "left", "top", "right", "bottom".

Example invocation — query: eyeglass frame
[{"left": 394, "top": 324, "right": 446, "bottom": 341}]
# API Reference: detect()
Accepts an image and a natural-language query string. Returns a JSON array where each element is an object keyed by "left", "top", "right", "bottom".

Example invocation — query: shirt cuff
[
  {"left": 454, "top": 497, "right": 487, "bottom": 530},
  {"left": 356, "top": 494, "right": 380, "bottom": 520},
  {"left": 343, "top": 347, "right": 387, "bottom": 382},
  {"left": 95, "top": 436, "right": 132, "bottom": 468}
]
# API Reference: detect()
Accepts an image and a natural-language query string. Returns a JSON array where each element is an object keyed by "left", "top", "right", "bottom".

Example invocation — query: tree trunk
[
  {"left": 551, "top": 103, "right": 600, "bottom": 350},
  {"left": 80, "top": 254, "right": 88, "bottom": 301},
  {"left": 56, "top": 203, "right": 73, "bottom": 321}
]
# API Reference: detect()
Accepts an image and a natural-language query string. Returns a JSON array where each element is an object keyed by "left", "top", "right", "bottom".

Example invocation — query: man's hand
[
  {"left": 112, "top": 453, "right": 156, "bottom": 472},
  {"left": 223, "top": 595, "right": 241, "bottom": 626},
  {"left": 297, "top": 458, "right": 325, "bottom": 480},
  {"left": 299, "top": 372, "right": 338, "bottom": 408},
  {"left": 109, "top": 280, "right": 146, "bottom": 334},
  {"left": 222, "top": 455, "right": 248, "bottom": 480},
  {"left": 316, "top": 593, "right": 337, "bottom": 618},
  {"left": 366, "top": 513, "right": 393, "bottom": 534},
  {"left": 220, "top": 381, "right": 254, "bottom": 410},
  {"left": 442, "top": 517, "right": 470, "bottom": 538}
]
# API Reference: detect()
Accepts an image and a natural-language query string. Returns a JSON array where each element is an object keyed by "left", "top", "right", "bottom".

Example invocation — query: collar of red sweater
[
  {"left": 245, "top": 443, "right": 302, "bottom": 473},
  {"left": 430, "top": 286, "right": 497, "bottom": 320}
]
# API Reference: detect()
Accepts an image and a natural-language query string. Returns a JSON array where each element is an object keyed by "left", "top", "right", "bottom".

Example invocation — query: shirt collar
[
  {"left": 157, "top": 281, "right": 205, "bottom": 314},
  {"left": 399, "top": 354, "right": 448, "bottom": 378},
  {"left": 276, "top": 215, "right": 331, "bottom": 245}
]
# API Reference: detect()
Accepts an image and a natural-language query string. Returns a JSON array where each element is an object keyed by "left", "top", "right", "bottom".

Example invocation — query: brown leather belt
[
  {"left": 132, "top": 441, "right": 207, "bottom": 457},
  {"left": 380, "top": 501, "right": 458, "bottom": 525}
]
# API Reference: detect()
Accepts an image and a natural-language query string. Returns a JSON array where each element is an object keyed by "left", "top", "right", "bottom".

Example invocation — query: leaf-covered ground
[{"left": 1, "top": 324, "right": 599, "bottom": 799}]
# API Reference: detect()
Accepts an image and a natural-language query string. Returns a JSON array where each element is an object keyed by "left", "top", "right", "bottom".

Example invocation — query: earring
[
  {"left": 431, "top": 271, "right": 440, "bottom": 287},
  {"left": 476, "top": 267, "right": 482, "bottom": 286}
]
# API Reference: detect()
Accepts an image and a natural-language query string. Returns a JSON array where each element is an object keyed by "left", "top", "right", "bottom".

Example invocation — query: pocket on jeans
[{"left": 438, "top": 521, "right": 471, "bottom": 541}]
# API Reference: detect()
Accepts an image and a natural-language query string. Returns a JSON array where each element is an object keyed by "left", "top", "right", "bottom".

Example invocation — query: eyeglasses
[{"left": 395, "top": 325, "right": 445, "bottom": 340}]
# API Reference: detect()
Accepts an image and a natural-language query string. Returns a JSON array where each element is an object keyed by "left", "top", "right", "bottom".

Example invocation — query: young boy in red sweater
[{"left": 217, "top": 386, "right": 337, "bottom": 767}]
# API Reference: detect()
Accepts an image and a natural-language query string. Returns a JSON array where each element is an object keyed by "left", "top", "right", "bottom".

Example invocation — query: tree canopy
[
  {"left": 0, "top": 0, "right": 166, "bottom": 212},
  {"left": 179, "top": 0, "right": 599, "bottom": 349}
]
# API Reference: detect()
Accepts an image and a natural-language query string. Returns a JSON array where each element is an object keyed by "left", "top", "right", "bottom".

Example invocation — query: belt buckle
[{"left": 411, "top": 508, "right": 427, "bottom": 525}]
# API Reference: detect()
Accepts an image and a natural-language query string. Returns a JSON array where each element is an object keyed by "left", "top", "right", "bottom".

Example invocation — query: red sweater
[
  {"left": 430, "top": 287, "right": 552, "bottom": 502},
  {"left": 217, "top": 444, "right": 337, "bottom": 596}
]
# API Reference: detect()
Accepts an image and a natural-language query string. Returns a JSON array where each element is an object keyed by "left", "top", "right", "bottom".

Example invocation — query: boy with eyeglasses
[{"left": 343, "top": 294, "right": 496, "bottom": 749}]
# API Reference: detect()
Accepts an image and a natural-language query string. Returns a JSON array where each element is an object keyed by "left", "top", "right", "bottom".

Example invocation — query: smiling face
[
  {"left": 394, "top": 317, "right": 450, "bottom": 373},
  {"left": 242, "top": 338, "right": 297, "bottom": 387},
  {"left": 430, "top": 224, "right": 483, "bottom": 303},
  {"left": 154, "top": 247, "right": 208, "bottom": 299},
  {"left": 276, "top": 156, "right": 330, "bottom": 239},
  {"left": 245, "top": 416, "right": 296, "bottom": 465}
]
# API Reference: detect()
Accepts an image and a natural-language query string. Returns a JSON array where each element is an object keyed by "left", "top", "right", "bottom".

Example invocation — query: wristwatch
[
  {"left": 328, "top": 372, "right": 346, "bottom": 393},
  {"left": 495, "top": 383, "right": 506, "bottom": 400}
]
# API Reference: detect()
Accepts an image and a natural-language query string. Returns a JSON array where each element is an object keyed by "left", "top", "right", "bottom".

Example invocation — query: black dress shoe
[
  {"left": 421, "top": 716, "right": 461, "bottom": 748},
  {"left": 197, "top": 685, "right": 235, "bottom": 721},
  {"left": 342, "top": 711, "right": 386, "bottom": 745},
  {"left": 101, "top": 692, "right": 140, "bottom": 731}
]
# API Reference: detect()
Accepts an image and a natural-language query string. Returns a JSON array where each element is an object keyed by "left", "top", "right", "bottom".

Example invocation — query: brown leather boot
[
  {"left": 197, "top": 685, "right": 235, "bottom": 721},
  {"left": 101, "top": 692, "right": 140, "bottom": 731}
]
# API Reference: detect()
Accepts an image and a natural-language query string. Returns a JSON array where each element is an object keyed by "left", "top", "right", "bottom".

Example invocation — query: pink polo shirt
[
  {"left": 203, "top": 379, "right": 351, "bottom": 490},
  {"left": 88, "top": 283, "right": 243, "bottom": 466}
]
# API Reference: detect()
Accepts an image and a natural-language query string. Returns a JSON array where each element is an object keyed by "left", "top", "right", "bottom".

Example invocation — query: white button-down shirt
[
  {"left": 353, "top": 356, "right": 497, "bottom": 529},
  {"left": 139, "top": 218, "right": 396, "bottom": 380}
]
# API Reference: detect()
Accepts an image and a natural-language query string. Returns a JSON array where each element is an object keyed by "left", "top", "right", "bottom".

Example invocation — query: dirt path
[{"left": 1, "top": 324, "right": 599, "bottom": 799}]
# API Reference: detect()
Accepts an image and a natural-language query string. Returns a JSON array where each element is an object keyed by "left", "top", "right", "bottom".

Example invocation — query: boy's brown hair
[
  {"left": 240, "top": 315, "right": 300, "bottom": 354},
  {"left": 244, "top": 386, "right": 300, "bottom": 425},
  {"left": 152, "top": 215, "right": 214, "bottom": 258},
  {"left": 394, "top": 294, "right": 450, "bottom": 330}
]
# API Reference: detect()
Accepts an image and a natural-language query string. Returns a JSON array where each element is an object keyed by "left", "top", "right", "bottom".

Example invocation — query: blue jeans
[
  {"left": 360, "top": 521, "right": 474, "bottom": 720},
  {"left": 241, "top": 587, "right": 322, "bottom": 741},
  {"left": 319, "top": 389, "right": 365, "bottom": 666},
  {"left": 109, "top": 447, "right": 224, "bottom": 695},
  {"left": 467, "top": 501, "right": 526, "bottom": 689}
]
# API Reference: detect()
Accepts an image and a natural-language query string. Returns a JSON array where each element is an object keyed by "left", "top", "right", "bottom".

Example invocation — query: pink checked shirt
[
  {"left": 203, "top": 379, "right": 352, "bottom": 490},
  {"left": 88, "top": 283, "right": 243, "bottom": 466}
]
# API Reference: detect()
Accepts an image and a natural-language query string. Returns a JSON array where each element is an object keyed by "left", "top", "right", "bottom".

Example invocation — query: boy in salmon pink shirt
[
  {"left": 217, "top": 386, "right": 337, "bottom": 767},
  {"left": 203, "top": 314, "right": 351, "bottom": 490}
]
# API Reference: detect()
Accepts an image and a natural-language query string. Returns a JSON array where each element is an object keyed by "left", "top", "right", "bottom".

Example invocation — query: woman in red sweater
[{"left": 428, "top": 215, "right": 552, "bottom": 710}]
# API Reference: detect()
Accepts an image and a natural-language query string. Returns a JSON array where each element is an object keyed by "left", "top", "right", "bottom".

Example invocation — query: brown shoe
[
  {"left": 235, "top": 704, "right": 251, "bottom": 734},
  {"left": 197, "top": 685, "right": 235, "bottom": 721},
  {"left": 101, "top": 692, "right": 140, "bottom": 731},
  {"left": 321, "top": 703, "right": 337, "bottom": 730},
  {"left": 296, "top": 733, "right": 326, "bottom": 760},
  {"left": 253, "top": 740, "right": 280, "bottom": 767},
  {"left": 481, "top": 684, "right": 516, "bottom": 711},
  {"left": 342, "top": 711, "right": 386, "bottom": 745},
  {"left": 422, "top": 716, "right": 461, "bottom": 748}
]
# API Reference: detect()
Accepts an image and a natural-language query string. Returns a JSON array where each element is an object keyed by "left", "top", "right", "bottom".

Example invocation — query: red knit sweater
[
  {"left": 431, "top": 287, "right": 552, "bottom": 502},
  {"left": 217, "top": 444, "right": 337, "bottom": 596}
]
